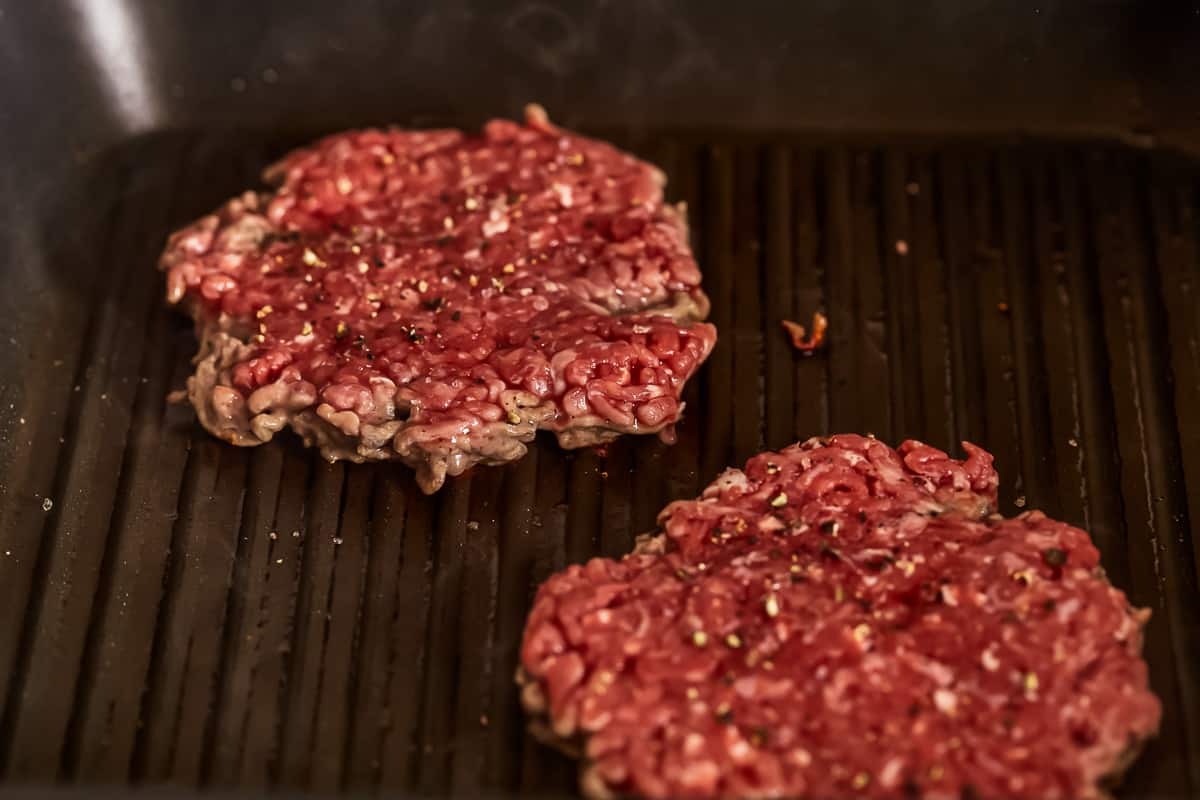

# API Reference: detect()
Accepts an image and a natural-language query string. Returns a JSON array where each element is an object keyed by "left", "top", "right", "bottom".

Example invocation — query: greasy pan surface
[{"left": 0, "top": 128, "right": 1198, "bottom": 797}]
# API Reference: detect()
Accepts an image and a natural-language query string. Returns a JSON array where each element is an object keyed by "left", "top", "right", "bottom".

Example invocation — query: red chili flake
[{"left": 781, "top": 312, "right": 828, "bottom": 354}]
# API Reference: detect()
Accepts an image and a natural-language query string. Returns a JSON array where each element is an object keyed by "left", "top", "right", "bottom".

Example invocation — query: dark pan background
[{"left": 1, "top": 1, "right": 1200, "bottom": 798}]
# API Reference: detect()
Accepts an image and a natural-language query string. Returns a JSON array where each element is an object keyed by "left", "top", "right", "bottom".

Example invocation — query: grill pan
[{"left": 2, "top": 2, "right": 1200, "bottom": 798}]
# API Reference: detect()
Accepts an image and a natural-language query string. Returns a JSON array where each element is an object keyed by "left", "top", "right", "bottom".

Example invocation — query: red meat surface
[
  {"left": 519, "top": 434, "right": 1160, "bottom": 799},
  {"left": 160, "top": 106, "right": 715, "bottom": 491}
]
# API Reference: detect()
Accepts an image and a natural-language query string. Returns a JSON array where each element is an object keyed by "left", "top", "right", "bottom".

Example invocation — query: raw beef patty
[
  {"left": 159, "top": 106, "right": 715, "bottom": 492},
  {"left": 519, "top": 434, "right": 1160, "bottom": 798}
]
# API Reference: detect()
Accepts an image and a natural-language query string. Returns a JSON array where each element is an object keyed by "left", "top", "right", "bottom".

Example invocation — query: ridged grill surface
[{"left": 0, "top": 130, "right": 1198, "bottom": 797}]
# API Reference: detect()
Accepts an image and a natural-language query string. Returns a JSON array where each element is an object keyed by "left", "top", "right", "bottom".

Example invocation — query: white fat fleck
[
  {"left": 933, "top": 688, "right": 957, "bottom": 715},
  {"left": 879, "top": 758, "right": 905, "bottom": 789},
  {"left": 729, "top": 739, "right": 752, "bottom": 760},
  {"left": 981, "top": 646, "right": 1000, "bottom": 672},
  {"left": 683, "top": 733, "right": 706, "bottom": 756},
  {"left": 482, "top": 210, "right": 509, "bottom": 238},
  {"left": 553, "top": 183, "right": 574, "bottom": 208},
  {"left": 1055, "top": 597, "right": 1081, "bottom": 621},
  {"left": 917, "top": 657, "right": 954, "bottom": 686},
  {"left": 758, "top": 516, "right": 785, "bottom": 533}
]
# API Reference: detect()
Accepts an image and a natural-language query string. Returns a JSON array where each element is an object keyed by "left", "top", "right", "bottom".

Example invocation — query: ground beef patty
[
  {"left": 159, "top": 106, "right": 715, "bottom": 492},
  {"left": 519, "top": 435, "right": 1160, "bottom": 798}
]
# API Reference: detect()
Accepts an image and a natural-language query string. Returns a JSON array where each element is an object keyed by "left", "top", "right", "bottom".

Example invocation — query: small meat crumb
[
  {"left": 781, "top": 312, "right": 828, "bottom": 354},
  {"left": 895, "top": 240, "right": 909, "bottom": 255}
]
